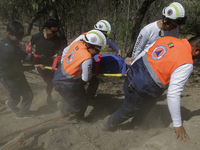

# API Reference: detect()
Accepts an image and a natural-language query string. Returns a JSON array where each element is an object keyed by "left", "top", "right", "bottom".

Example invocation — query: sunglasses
[
  {"left": 12, "top": 34, "right": 23, "bottom": 40},
  {"left": 49, "top": 29, "right": 58, "bottom": 34}
]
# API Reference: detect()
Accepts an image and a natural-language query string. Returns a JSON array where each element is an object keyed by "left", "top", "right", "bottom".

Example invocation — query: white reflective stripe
[
  {"left": 142, "top": 54, "right": 168, "bottom": 89},
  {"left": 61, "top": 64, "right": 73, "bottom": 79},
  {"left": 61, "top": 64, "right": 80, "bottom": 80}
]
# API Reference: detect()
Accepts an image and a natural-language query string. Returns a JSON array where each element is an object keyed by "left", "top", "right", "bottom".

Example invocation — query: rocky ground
[{"left": 0, "top": 21, "right": 200, "bottom": 150}]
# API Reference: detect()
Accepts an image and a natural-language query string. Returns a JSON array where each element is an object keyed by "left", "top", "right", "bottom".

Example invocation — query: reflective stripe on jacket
[
  {"left": 62, "top": 41, "right": 92, "bottom": 79},
  {"left": 142, "top": 36, "right": 193, "bottom": 88},
  {"left": 127, "top": 58, "right": 165, "bottom": 98}
]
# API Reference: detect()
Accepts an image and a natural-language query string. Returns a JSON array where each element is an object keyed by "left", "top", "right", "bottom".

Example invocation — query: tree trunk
[
  {"left": 113, "top": 1, "right": 120, "bottom": 43},
  {"left": 126, "top": 0, "right": 156, "bottom": 57},
  {"left": 123, "top": 0, "right": 130, "bottom": 54},
  {"left": 25, "top": 7, "right": 50, "bottom": 36},
  {"left": 95, "top": 0, "right": 100, "bottom": 20},
  {"left": 49, "top": 0, "right": 68, "bottom": 49}
]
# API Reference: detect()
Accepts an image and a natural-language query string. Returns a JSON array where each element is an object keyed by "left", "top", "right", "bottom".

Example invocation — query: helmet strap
[
  {"left": 163, "top": 17, "right": 171, "bottom": 25},
  {"left": 84, "top": 34, "right": 89, "bottom": 41},
  {"left": 159, "top": 30, "right": 163, "bottom": 37}
]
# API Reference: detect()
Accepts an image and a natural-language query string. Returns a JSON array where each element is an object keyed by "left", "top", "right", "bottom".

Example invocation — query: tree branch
[{"left": 25, "top": 7, "right": 51, "bottom": 36}]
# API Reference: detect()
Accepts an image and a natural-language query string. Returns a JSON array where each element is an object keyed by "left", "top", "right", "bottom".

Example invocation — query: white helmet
[
  {"left": 162, "top": 2, "right": 186, "bottom": 25},
  {"left": 94, "top": 20, "right": 111, "bottom": 35},
  {"left": 84, "top": 30, "right": 107, "bottom": 51}
]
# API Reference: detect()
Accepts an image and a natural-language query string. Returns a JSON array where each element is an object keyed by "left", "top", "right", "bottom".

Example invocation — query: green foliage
[
  {"left": 0, "top": 0, "right": 200, "bottom": 54},
  {"left": 181, "top": 0, "right": 200, "bottom": 35}
]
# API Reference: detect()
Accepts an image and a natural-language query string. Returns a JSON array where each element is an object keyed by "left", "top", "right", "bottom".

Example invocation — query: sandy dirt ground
[{"left": 0, "top": 22, "right": 200, "bottom": 150}]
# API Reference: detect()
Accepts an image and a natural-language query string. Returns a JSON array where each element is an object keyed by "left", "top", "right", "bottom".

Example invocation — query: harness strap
[
  {"left": 32, "top": 54, "right": 44, "bottom": 65},
  {"left": 94, "top": 54, "right": 103, "bottom": 76},
  {"left": 52, "top": 56, "right": 61, "bottom": 70}
]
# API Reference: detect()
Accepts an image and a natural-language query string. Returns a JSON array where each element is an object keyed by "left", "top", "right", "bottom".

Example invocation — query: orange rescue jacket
[
  {"left": 145, "top": 36, "right": 193, "bottom": 86},
  {"left": 62, "top": 41, "right": 92, "bottom": 77}
]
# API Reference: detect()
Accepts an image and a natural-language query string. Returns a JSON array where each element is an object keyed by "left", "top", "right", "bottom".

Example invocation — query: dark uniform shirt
[
  {"left": 31, "top": 32, "right": 61, "bottom": 66},
  {"left": 0, "top": 35, "right": 27, "bottom": 77}
]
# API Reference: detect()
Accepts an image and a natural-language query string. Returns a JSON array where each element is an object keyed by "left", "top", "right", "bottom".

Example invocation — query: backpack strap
[
  {"left": 32, "top": 54, "right": 44, "bottom": 65},
  {"left": 52, "top": 56, "right": 61, "bottom": 70},
  {"left": 94, "top": 54, "right": 103, "bottom": 76}
]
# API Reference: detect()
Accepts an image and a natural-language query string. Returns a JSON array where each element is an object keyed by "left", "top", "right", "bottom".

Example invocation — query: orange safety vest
[
  {"left": 143, "top": 36, "right": 193, "bottom": 87},
  {"left": 62, "top": 41, "right": 92, "bottom": 78}
]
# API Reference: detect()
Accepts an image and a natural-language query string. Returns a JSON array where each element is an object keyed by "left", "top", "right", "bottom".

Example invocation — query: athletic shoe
[
  {"left": 57, "top": 102, "right": 70, "bottom": 118},
  {"left": 5, "top": 100, "right": 19, "bottom": 114},
  {"left": 100, "top": 122, "right": 114, "bottom": 131},
  {"left": 16, "top": 113, "right": 34, "bottom": 119}
]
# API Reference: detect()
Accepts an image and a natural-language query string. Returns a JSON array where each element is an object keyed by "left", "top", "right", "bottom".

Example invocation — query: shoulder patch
[
  {"left": 66, "top": 50, "right": 74, "bottom": 64},
  {"left": 168, "top": 42, "right": 174, "bottom": 48},
  {"left": 151, "top": 45, "right": 167, "bottom": 60}
]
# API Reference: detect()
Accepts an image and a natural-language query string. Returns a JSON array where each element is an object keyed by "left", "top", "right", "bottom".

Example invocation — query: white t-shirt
[{"left": 131, "top": 20, "right": 179, "bottom": 58}]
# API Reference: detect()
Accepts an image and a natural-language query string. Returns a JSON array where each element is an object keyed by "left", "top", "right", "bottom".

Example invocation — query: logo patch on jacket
[
  {"left": 66, "top": 50, "right": 74, "bottom": 63},
  {"left": 168, "top": 42, "right": 174, "bottom": 48},
  {"left": 151, "top": 45, "right": 167, "bottom": 60}
]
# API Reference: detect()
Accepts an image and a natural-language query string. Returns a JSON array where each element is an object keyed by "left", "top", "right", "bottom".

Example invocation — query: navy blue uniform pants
[
  {"left": 55, "top": 81, "right": 89, "bottom": 118},
  {"left": 107, "top": 77, "right": 157, "bottom": 128},
  {"left": 86, "top": 76, "right": 99, "bottom": 100},
  {"left": 0, "top": 74, "right": 33, "bottom": 114}
]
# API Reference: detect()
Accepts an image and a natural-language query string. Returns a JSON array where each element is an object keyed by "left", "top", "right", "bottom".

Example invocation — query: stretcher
[{"left": 44, "top": 54, "right": 129, "bottom": 77}]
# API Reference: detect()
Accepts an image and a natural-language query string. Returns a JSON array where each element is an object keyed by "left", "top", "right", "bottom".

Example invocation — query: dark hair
[
  {"left": 188, "top": 36, "right": 200, "bottom": 48},
  {"left": 7, "top": 21, "right": 24, "bottom": 40},
  {"left": 44, "top": 19, "right": 59, "bottom": 29}
]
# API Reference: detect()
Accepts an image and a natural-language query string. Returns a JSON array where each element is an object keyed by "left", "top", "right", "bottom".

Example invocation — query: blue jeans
[
  {"left": 55, "top": 81, "right": 89, "bottom": 118},
  {"left": 0, "top": 74, "right": 33, "bottom": 114},
  {"left": 107, "top": 77, "right": 156, "bottom": 128}
]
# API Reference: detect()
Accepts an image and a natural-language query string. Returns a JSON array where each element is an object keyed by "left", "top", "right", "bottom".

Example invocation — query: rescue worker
[
  {"left": 61, "top": 20, "right": 121, "bottom": 100},
  {"left": 127, "top": 2, "right": 186, "bottom": 64},
  {"left": 61, "top": 20, "right": 121, "bottom": 62},
  {"left": 101, "top": 36, "right": 200, "bottom": 143},
  {"left": 53, "top": 30, "right": 107, "bottom": 120},
  {"left": 27, "top": 19, "right": 61, "bottom": 105},
  {"left": 0, "top": 21, "right": 34, "bottom": 118}
]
